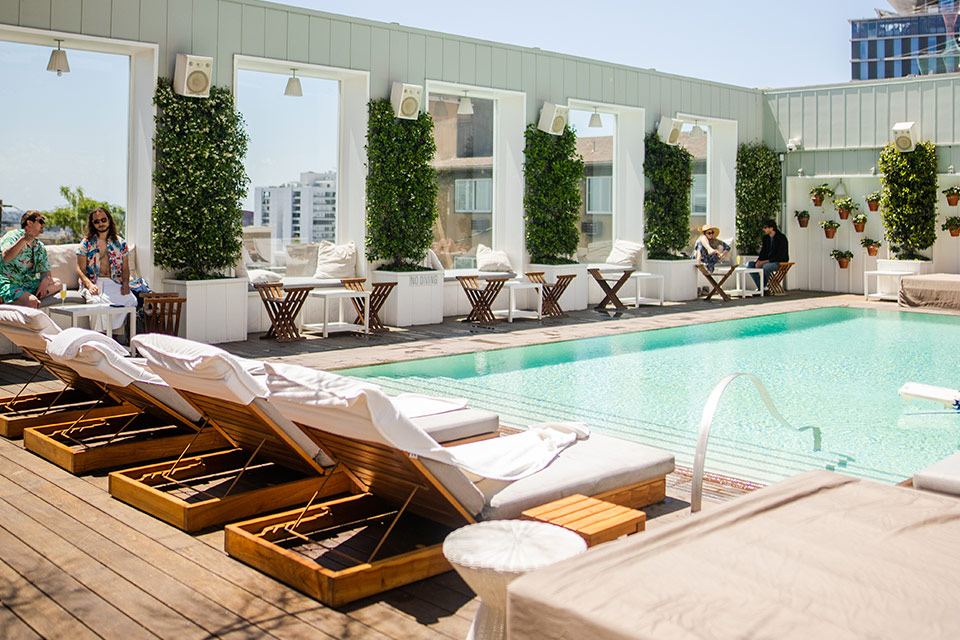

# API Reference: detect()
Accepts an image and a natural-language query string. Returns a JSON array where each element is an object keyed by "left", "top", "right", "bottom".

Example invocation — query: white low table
[
  {"left": 495, "top": 280, "right": 542, "bottom": 322},
  {"left": 443, "top": 520, "right": 587, "bottom": 640},
  {"left": 864, "top": 270, "right": 913, "bottom": 301},
  {"left": 303, "top": 288, "right": 370, "bottom": 338},
  {"left": 727, "top": 267, "right": 765, "bottom": 298},
  {"left": 623, "top": 272, "right": 664, "bottom": 307},
  {"left": 48, "top": 303, "right": 137, "bottom": 355}
]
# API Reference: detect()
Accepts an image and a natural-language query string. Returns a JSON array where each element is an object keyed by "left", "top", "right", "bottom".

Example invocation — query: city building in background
[
  {"left": 253, "top": 170, "right": 337, "bottom": 246},
  {"left": 852, "top": 0, "right": 960, "bottom": 80}
]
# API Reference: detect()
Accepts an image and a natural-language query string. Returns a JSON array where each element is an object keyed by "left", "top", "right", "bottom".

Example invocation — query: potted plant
[
  {"left": 153, "top": 80, "right": 250, "bottom": 343},
  {"left": 861, "top": 237, "right": 882, "bottom": 256},
  {"left": 943, "top": 186, "right": 960, "bottom": 207},
  {"left": 942, "top": 215, "right": 960, "bottom": 237},
  {"left": 831, "top": 249, "right": 853, "bottom": 269},
  {"left": 794, "top": 210, "right": 810, "bottom": 228},
  {"left": 524, "top": 122, "right": 588, "bottom": 309},
  {"left": 852, "top": 213, "right": 868, "bottom": 233},
  {"left": 834, "top": 197, "right": 858, "bottom": 220},
  {"left": 810, "top": 183, "right": 834, "bottom": 207},
  {"left": 643, "top": 131, "right": 696, "bottom": 301},
  {"left": 819, "top": 219, "right": 840, "bottom": 239},
  {"left": 366, "top": 98, "right": 442, "bottom": 326},
  {"left": 866, "top": 190, "right": 882, "bottom": 212},
  {"left": 878, "top": 140, "right": 937, "bottom": 261},
  {"left": 735, "top": 143, "right": 781, "bottom": 255}
]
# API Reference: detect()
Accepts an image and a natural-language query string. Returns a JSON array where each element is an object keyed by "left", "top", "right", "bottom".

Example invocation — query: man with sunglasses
[{"left": 0, "top": 211, "right": 61, "bottom": 308}]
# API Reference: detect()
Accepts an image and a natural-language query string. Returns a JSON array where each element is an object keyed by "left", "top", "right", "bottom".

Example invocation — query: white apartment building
[{"left": 253, "top": 171, "right": 337, "bottom": 245}]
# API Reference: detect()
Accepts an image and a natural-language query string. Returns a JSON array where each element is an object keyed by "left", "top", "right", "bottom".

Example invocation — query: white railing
[{"left": 690, "top": 373, "right": 822, "bottom": 513}]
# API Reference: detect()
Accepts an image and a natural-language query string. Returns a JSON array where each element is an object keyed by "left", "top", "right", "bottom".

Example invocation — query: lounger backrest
[
  {"left": 132, "top": 334, "right": 331, "bottom": 475},
  {"left": 0, "top": 304, "right": 61, "bottom": 351}
]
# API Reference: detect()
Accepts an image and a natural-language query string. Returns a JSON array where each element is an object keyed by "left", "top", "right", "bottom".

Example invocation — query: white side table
[
  {"left": 495, "top": 280, "right": 542, "bottom": 322},
  {"left": 728, "top": 267, "right": 765, "bottom": 298},
  {"left": 443, "top": 520, "right": 587, "bottom": 640},
  {"left": 864, "top": 270, "right": 912, "bottom": 301},
  {"left": 304, "top": 289, "right": 370, "bottom": 338},
  {"left": 625, "top": 272, "right": 664, "bottom": 306},
  {"left": 48, "top": 304, "right": 137, "bottom": 355}
]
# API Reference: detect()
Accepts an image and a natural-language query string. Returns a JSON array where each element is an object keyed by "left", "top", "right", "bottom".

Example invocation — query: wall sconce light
[
  {"left": 457, "top": 91, "right": 473, "bottom": 115},
  {"left": 589, "top": 107, "right": 602, "bottom": 128},
  {"left": 833, "top": 180, "right": 847, "bottom": 197},
  {"left": 797, "top": 168, "right": 804, "bottom": 177},
  {"left": 949, "top": 165, "right": 955, "bottom": 174},
  {"left": 284, "top": 69, "right": 302, "bottom": 96},
  {"left": 46, "top": 39, "right": 69, "bottom": 77}
]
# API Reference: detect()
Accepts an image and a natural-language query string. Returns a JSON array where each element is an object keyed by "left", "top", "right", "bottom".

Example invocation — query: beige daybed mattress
[
  {"left": 508, "top": 470, "right": 960, "bottom": 639},
  {"left": 899, "top": 273, "right": 960, "bottom": 310}
]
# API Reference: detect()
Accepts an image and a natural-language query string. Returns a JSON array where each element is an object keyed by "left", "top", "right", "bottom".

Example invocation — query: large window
[
  {"left": 236, "top": 69, "right": 339, "bottom": 271},
  {"left": 430, "top": 93, "right": 495, "bottom": 269},
  {"left": 0, "top": 41, "right": 129, "bottom": 242},
  {"left": 570, "top": 109, "right": 615, "bottom": 262},
  {"left": 679, "top": 122, "right": 710, "bottom": 243}
]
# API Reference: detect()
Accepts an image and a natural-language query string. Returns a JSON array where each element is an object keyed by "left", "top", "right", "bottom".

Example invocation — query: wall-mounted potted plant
[
  {"left": 943, "top": 186, "right": 960, "bottom": 207},
  {"left": 852, "top": 213, "right": 868, "bottom": 233},
  {"left": 834, "top": 197, "right": 858, "bottom": 220},
  {"left": 810, "top": 183, "right": 834, "bottom": 207},
  {"left": 861, "top": 237, "right": 881, "bottom": 256},
  {"left": 942, "top": 216, "right": 960, "bottom": 237},
  {"left": 865, "top": 190, "right": 881, "bottom": 212},
  {"left": 831, "top": 249, "right": 853, "bottom": 269},
  {"left": 794, "top": 210, "right": 810, "bottom": 228},
  {"left": 366, "top": 98, "right": 442, "bottom": 326},
  {"left": 643, "top": 130, "right": 696, "bottom": 301},
  {"left": 819, "top": 219, "right": 840, "bottom": 239},
  {"left": 153, "top": 80, "right": 250, "bottom": 343},
  {"left": 524, "top": 121, "right": 588, "bottom": 309},
  {"left": 736, "top": 143, "right": 781, "bottom": 258}
]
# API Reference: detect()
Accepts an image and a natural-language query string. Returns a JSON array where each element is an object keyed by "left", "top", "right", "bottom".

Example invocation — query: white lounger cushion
[
  {"left": 913, "top": 451, "right": 960, "bottom": 496},
  {"left": 0, "top": 304, "right": 61, "bottom": 351},
  {"left": 411, "top": 408, "right": 499, "bottom": 442}
]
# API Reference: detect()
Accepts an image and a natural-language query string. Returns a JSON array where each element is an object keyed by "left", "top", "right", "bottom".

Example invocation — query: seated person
[
  {"left": 0, "top": 211, "right": 61, "bottom": 309},
  {"left": 748, "top": 219, "right": 789, "bottom": 291},
  {"left": 76, "top": 207, "right": 139, "bottom": 331},
  {"left": 692, "top": 225, "right": 730, "bottom": 273}
]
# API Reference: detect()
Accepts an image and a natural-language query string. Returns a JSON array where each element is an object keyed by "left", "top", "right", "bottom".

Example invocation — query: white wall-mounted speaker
[
  {"left": 173, "top": 54, "right": 212, "bottom": 98},
  {"left": 537, "top": 102, "right": 569, "bottom": 135},
  {"left": 657, "top": 118, "right": 683, "bottom": 146},
  {"left": 786, "top": 137, "right": 802, "bottom": 153},
  {"left": 391, "top": 82, "right": 423, "bottom": 119},
  {"left": 892, "top": 121, "right": 918, "bottom": 152}
]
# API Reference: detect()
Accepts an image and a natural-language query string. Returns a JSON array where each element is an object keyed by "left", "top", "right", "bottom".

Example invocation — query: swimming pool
[{"left": 342, "top": 307, "right": 960, "bottom": 485}]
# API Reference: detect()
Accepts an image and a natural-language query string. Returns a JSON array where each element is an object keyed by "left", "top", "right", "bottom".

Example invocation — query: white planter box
[
  {"left": 875, "top": 259, "right": 934, "bottom": 297},
  {"left": 527, "top": 263, "right": 589, "bottom": 311},
  {"left": 372, "top": 270, "right": 443, "bottom": 327},
  {"left": 643, "top": 258, "right": 698, "bottom": 301},
  {"left": 163, "top": 277, "right": 248, "bottom": 344}
]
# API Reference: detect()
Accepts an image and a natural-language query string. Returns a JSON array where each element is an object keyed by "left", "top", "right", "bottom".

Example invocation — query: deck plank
[{"left": 0, "top": 602, "right": 42, "bottom": 640}]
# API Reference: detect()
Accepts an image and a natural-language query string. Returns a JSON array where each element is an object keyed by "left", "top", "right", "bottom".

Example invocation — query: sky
[{"left": 0, "top": 0, "right": 892, "bottom": 216}]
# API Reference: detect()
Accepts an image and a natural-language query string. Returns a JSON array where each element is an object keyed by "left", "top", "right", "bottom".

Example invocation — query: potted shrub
[
  {"left": 153, "top": 80, "right": 250, "bottom": 343},
  {"left": 943, "top": 186, "right": 960, "bottom": 207},
  {"left": 366, "top": 98, "right": 442, "bottom": 326},
  {"left": 810, "top": 183, "right": 834, "bottom": 207},
  {"left": 878, "top": 140, "right": 937, "bottom": 261},
  {"left": 834, "top": 197, "right": 858, "bottom": 220},
  {"left": 643, "top": 130, "right": 696, "bottom": 301},
  {"left": 819, "top": 219, "right": 840, "bottom": 239},
  {"left": 735, "top": 143, "right": 781, "bottom": 255},
  {"left": 866, "top": 190, "right": 882, "bottom": 212},
  {"left": 831, "top": 249, "right": 853, "bottom": 269},
  {"left": 852, "top": 213, "right": 868, "bottom": 233},
  {"left": 942, "top": 215, "right": 960, "bottom": 237},
  {"left": 524, "top": 122, "right": 588, "bottom": 309},
  {"left": 794, "top": 210, "right": 810, "bottom": 228},
  {"left": 861, "top": 237, "right": 881, "bottom": 256}
]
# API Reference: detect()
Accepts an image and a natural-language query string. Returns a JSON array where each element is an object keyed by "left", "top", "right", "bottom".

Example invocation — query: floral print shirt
[
  {"left": 693, "top": 238, "right": 730, "bottom": 273},
  {"left": 0, "top": 229, "right": 50, "bottom": 288},
  {"left": 77, "top": 236, "right": 129, "bottom": 285}
]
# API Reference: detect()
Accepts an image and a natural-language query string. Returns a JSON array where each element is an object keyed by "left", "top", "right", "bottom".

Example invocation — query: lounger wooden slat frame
[{"left": 0, "top": 388, "right": 103, "bottom": 439}]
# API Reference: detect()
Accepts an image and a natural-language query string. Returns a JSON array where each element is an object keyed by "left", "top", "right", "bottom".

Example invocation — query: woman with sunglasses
[
  {"left": 692, "top": 225, "right": 730, "bottom": 273},
  {"left": 0, "top": 211, "right": 62, "bottom": 308},
  {"left": 76, "top": 207, "right": 138, "bottom": 331}
]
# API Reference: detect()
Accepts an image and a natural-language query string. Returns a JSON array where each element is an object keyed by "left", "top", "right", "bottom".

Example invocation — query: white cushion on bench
[{"left": 914, "top": 451, "right": 960, "bottom": 496}]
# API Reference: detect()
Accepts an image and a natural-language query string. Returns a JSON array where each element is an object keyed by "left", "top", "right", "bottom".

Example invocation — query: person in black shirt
[{"left": 747, "top": 219, "right": 788, "bottom": 291}]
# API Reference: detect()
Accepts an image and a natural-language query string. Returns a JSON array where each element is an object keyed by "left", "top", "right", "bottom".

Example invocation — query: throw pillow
[
  {"left": 476, "top": 244, "right": 513, "bottom": 272},
  {"left": 247, "top": 269, "right": 281, "bottom": 285},
  {"left": 605, "top": 239, "right": 644, "bottom": 267},
  {"left": 313, "top": 240, "right": 357, "bottom": 279}
]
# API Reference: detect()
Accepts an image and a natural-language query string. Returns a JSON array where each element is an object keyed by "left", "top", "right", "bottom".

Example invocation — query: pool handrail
[{"left": 691, "top": 373, "right": 822, "bottom": 513}]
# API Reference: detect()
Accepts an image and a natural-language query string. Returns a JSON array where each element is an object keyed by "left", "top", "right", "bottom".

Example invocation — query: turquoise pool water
[{"left": 342, "top": 307, "right": 960, "bottom": 485}]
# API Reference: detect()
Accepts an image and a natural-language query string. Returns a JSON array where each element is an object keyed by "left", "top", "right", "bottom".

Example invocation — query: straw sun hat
[{"left": 698, "top": 225, "right": 721, "bottom": 236}]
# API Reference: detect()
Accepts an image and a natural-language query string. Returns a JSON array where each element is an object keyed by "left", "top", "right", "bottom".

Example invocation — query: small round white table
[{"left": 443, "top": 520, "right": 587, "bottom": 640}]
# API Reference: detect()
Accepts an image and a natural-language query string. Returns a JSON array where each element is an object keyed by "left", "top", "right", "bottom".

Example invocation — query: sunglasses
[
  {"left": 31, "top": 218, "right": 46, "bottom": 225},
  {"left": 93, "top": 217, "right": 109, "bottom": 224},
  {"left": 704, "top": 231, "right": 715, "bottom": 235}
]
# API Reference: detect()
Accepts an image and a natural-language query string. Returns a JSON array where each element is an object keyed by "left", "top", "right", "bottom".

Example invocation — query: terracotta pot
[
  {"left": 867, "top": 200, "right": 879, "bottom": 212},
  {"left": 866, "top": 245, "right": 879, "bottom": 256},
  {"left": 853, "top": 221, "right": 865, "bottom": 232},
  {"left": 951, "top": 226, "right": 960, "bottom": 237},
  {"left": 948, "top": 194, "right": 960, "bottom": 206},
  {"left": 812, "top": 195, "right": 824, "bottom": 207},
  {"left": 837, "top": 258, "right": 850, "bottom": 269},
  {"left": 824, "top": 227, "right": 837, "bottom": 239},
  {"left": 797, "top": 217, "right": 810, "bottom": 228},
  {"left": 837, "top": 208, "right": 851, "bottom": 220}
]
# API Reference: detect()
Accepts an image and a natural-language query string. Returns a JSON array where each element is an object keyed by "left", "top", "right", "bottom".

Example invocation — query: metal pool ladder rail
[{"left": 691, "top": 373, "right": 822, "bottom": 513}]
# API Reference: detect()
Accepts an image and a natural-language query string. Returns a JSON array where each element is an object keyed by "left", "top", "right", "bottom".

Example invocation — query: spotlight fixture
[
  {"left": 457, "top": 91, "right": 473, "bottom": 115},
  {"left": 46, "top": 39, "right": 69, "bottom": 77},
  {"left": 589, "top": 108, "right": 602, "bottom": 128},
  {"left": 284, "top": 69, "right": 302, "bottom": 97}
]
